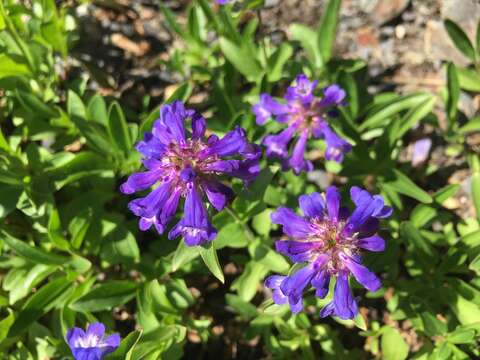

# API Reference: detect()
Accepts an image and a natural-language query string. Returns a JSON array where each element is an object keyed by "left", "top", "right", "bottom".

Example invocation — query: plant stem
[{"left": 256, "top": 9, "right": 269, "bottom": 66}]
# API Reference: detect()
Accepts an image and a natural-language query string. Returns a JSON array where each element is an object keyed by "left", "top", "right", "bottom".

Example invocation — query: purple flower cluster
[
  {"left": 253, "top": 74, "right": 352, "bottom": 174},
  {"left": 66, "top": 323, "right": 120, "bottom": 360},
  {"left": 265, "top": 186, "right": 392, "bottom": 319},
  {"left": 121, "top": 101, "right": 260, "bottom": 246},
  {"left": 118, "top": 75, "right": 393, "bottom": 321}
]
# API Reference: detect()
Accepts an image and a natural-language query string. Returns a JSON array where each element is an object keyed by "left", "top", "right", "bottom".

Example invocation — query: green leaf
[
  {"left": 338, "top": 70, "right": 359, "bottom": 118},
  {"left": 1, "top": 230, "right": 69, "bottom": 265},
  {"left": 401, "top": 222, "right": 437, "bottom": 266},
  {"left": 353, "top": 313, "right": 367, "bottom": 331},
  {"left": 165, "top": 82, "right": 193, "bottom": 103},
  {"left": 225, "top": 294, "right": 258, "bottom": 318},
  {"left": 172, "top": 240, "right": 199, "bottom": 271},
  {"left": 434, "top": 184, "right": 460, "bottom": 204},
  {"left": 9, "top": 277, "right": 72, "bottom": 337},
  {"left": 214, "top": 221, "right": 249, "bottom": 249},
  {"left": 0, "top": 54, "right": 32, "bottom": 78},
  {"left": 390, "top": 95, "right": 435, "bottom": 143},
  {"left": 139, "top": 106, "right": 159, "bottom": 135},
  {"left": 475, "top": 20, "right": 480, "bottom": 57},
  {"left": 219, "top": 37, "right": 262, "bottom": 81},
  {"left": 252, "top": 209, "right": 272, "bottom": 236},
  {"left": 69, "top": 115, "right": 115, "bottom": 156},
  {"left": 69, "top": 208, "right": 92, "bottom": 249},
  {"left": 444, "top": 19, "right": 476, "bottom": 62},
  {"left": 446, "top": 327, "right": 476, "bottom": 344},
  {"left": 0, "top": 185, "right": 22, "bottom": 218},
  {"left": 0, "top": 308, "right": 14, "bottom": 342},
  {"left": 472, "top": 172, "right": 480, "bottom": 221},
  {"left": 251, "top": 242, "right": 289, "bottom": 273},
  {"left": 383, "top": 169, "right": 433, "bottom": 203},
  {"left": 47, "top": 208, "right": 70, "bottom": 250},
  {"left": 67, "top": 90, "right": 87, "bottom": 119},
  {"left": 0, "top": 127, "right": 10, "bottom": 152},
  {"left": 469, "top": 253, "right": 480, "bottom": 275},
  {"left": 197, "top": 0, "right": 221, "bottom": 33},
  {"left": 16, "top": 89, "right": 59, "bottom": 118},
  {"left": 159, "top": 3, "right": 186, "bottom": 38},
  {"left": 289, "top": 23, "right": 322, "bottom": 68},
  {"left": 149, "top": 280, "right": 178, "bottom": 315},
  {"left": 381, "top": 326, "right": 409, "bottom": 360},
  {"left": 459, "top": 116, "right": 480, "bottom": 134},
  {"left": 446, "top": 62, "right": 460, "bottom": 124},
  {"left": 108, "top": 101, "right": 132, "bottom": 154},
  {"left": 131, "top": 325, "right": 185, "bottom": 359},
  {"left": 477, "top": 19, "right": 480, "bottom": 56},
  {"left": 166, "top": 279, "right": 194, "bottom": 309},
  {"left": 7, "top": 264, "right": 55, "bottom": 304},
  {"left": 448, "top": 292, "right": 480, "bottom": 325},
  {"left": 46, "top": 151, "right": 112, "bottom": 190},
  {"left": 0, "top": 12, "right": 5, "bottom": 31},
  {"left": 317, "top": 0, "right": 341, "bottom": 63},
  {"left": 360, "top": 93, "right": 432, "bottom": 131},
  {"left": 457, "top": 67, "right": 480, "bottom": 92},
  {"left": 106, "top": 330, "right": 143, "bottom": 360},
  {"left": 420, "top": 311, "right": 447, "bottom": 336},
  {"left": 231, "top": 261, "right": 268, "bottom": 301},
  {"left": 101, "top": 223, "right": 140, "bottom": 265},
  {"left": 197, "top": 242, "right": 224, "bottom": 283},
  {"left": 68, "top": 255, "right": 92, "bottom": 274},
  {"left": 233, "top": 166, "right": 278, "bottom": 218},
  {"left": 87, "top": 94, "right": 108, "bottom": 126},
  {"left": 267, "top": 43, "right": 293, "bottom": 82},
  {"left": 70, "top": 281, "right": 138, "bottom": 312},
  {"left": 410, "top": 205, "right": 436, "bottom": 228}
]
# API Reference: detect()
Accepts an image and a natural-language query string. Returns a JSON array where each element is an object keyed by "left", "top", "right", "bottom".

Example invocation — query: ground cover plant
[{"left": 0, "top": 0, "right": 479, "bottom": 358}]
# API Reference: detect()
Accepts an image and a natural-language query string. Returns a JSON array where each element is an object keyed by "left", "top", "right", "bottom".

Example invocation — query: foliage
[{"left": 0, "top": 0, "right": 479, "bottom": 358}]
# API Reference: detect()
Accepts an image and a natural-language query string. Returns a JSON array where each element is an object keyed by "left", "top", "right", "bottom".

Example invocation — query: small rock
[
  {"left": 111, "top": 33, "right": 150, "bottom": 56},
  {"left": 307, "top": 170, "right": 331, "bottom": 189},
  {"left": 395, "top": 24, "right": 406, "bottom": 39},
  {"left": 370, "top": 0, "right": 410, "bottom": 25},
  {"left": 212, "top": 325, "right": 224, "bottom": 336}
]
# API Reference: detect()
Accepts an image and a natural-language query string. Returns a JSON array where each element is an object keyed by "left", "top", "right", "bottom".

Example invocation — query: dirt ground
[{"left": 73, "top": 0, "right": 478, "bottom": 95}]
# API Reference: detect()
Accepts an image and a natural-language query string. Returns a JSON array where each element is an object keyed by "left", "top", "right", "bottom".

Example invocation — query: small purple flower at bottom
[
  {"left": 253, "top": 74, "right": 351, "bottom": 174},
  {"left": 121, "top": 101, "right": 261, "bottom": 246},
  {"left": 66, "top": 323, "right": 120, "bottom": 360},
  {"left": 265, "top": 186, "right": 392, "bottom": 320}
]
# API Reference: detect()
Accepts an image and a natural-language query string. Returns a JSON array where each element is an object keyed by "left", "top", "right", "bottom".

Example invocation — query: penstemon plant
[
  {"left": 0, "top": 0, "right": 479, "bottom": 359},
  {"left": 120, "top": 101, "right": 260, "bottom": 246},
  {"left": 266, "top": 186, "right": 392, "bottom": 319}
]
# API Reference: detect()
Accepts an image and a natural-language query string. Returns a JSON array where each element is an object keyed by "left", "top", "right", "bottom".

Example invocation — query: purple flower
[
  {"left": 216, "top": 0, "right": 230, "bottom": 4},
  {"left": 66, "top": 323, "right": 120, "bottom": 360},
  {"left": 412, "top": 138, "right": 432, "bottom": 167},
  {"left": 265, "top": 186, "right": 392, "bottom": 319},
  {"left": 253, "top": 74, "right": 351, "bottom": 174},
  {"left": 121, "top": 101, "right": 261, "bottom": 246}
]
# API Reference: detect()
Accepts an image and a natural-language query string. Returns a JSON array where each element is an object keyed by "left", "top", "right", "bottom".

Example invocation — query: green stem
[{"left": 256, "top": 9, "right": 269, "bottom": 66}]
